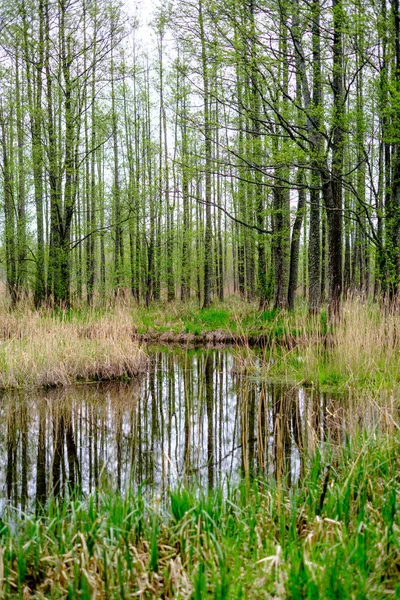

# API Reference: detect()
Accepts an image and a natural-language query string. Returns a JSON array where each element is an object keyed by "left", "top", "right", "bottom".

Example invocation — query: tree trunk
[{"left": 199, "top": 0, "right": 213, "bottom": 308}]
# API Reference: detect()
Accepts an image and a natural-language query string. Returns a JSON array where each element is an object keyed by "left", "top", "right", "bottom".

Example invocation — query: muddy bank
[{"left": 133, "top": 329, "right": 297, "bottom": 348}]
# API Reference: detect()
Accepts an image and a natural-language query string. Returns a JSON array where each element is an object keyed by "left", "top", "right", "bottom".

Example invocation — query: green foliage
[
  {"left": 0, "top": 432, "right": 399, "bottom": 597},
  {"left": 170, "top": 487, "right": 193, "bottom": 522},
  {"left": 259, "top": 308, "right": 279, "bottom": 322},
  {"left": 149, "top": 516, "right": 159, "bottom": 573},
  {"left": 183, "top": 307, "right": 231, "bottom": 332}
]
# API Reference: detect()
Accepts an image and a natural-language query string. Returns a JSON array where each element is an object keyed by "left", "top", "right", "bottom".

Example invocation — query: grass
[
  {"left": 0, "top": 295, "right": 399, "bottom": 596},
  {"left": 131, "top": 297, "right": 308, "bottom": 342},
  {"left": 0, "top": 303, "right": 148, "bottom": 389},
  {"left": 131, "top": 298, "right": 257, "bottom": 335},
  {"left": 0, "top": 295, "right": 282, "bottom": 389},
  {"left": 1, "top": 295, "right": 400, "bottom": 392},
  {"left": 0, "top": 431, "right": 399, "bottom": 598},
  {"left": 254, "top": 300, "right": 400, "bottom": 393}
]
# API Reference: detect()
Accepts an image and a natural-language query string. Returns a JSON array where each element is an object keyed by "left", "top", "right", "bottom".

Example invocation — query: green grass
[
  {"left": 1, "top": 431, "right": 399, "bottom": 598},
  {"left": 130, "top": 297, "right": 312, "bottom": 348},
  {"left": 136, "top": 306, "right": 233, "bottom": 335},
  {"left": 183, "top": 308, "right": 231, "bottom": 334},
  {"left": 132, "top": 298, "right": 259, "bottom": 335}
]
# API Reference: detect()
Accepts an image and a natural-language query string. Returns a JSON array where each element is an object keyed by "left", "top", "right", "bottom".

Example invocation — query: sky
[{"left": 124, "top": 0, "right": 158, "bottom": 47}]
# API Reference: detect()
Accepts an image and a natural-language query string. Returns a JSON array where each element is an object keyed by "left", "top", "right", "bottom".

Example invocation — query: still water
[{"left": 0, "top": 347, "right": 394, "bottom": 511}]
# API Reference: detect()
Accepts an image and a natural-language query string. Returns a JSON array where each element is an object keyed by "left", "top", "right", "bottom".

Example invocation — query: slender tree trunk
[
  {"left": 111, "top": 60, "right": 122, "bottom": 291},
  {"left": 288, "top": 171, "right": 306, "bottom": 310},
  {"left": 309, "top": 0, "right": 322, "bottom": 313},
  {"left": 23, "top": 0, "right": 46, "bottom": 305},
  {"left": 0, "top": 106, "right": 17, "bottom": 304},
  {"left": 249, "top": 0, "right": 267, "bottom": 306},
  {"left": 180, "top": 68, "right": 191, "bottom": 301},
  {"left": 388, "top": 0, "right": 400, "bottom": 301},
  {"left": 199, "top": 0, "right": 213, "bottom": 308},
  {"left": 15, "top": 53, "right": 27, "bottom": 296},
  {"left": 87, "top": 1, "right": 97, "bottom": 305},
  {"left": 273, "top": 18, "right": 290, "bottom": 310},
  {"left": 328, "top": 0, "right": 344, "bottom": 317}
]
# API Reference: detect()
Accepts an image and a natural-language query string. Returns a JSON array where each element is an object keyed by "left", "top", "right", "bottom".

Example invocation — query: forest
[
  {"left": 0, "top": 0, "right": 400, "bottom": 598},
  {"left": 0, "top": 0, "right": 399, "bottom": 315}
]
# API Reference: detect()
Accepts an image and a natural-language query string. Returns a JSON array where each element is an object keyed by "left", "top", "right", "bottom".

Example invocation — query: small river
[{"left": 0, "top": 347, "right": 394, "bottom": 512}]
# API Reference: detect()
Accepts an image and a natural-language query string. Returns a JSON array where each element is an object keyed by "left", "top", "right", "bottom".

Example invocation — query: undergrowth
[
  {"left": 256, "top": 301, "right": 400, "bottom": 392},
  {"left": 0, "top": 432, "right": 399, "bottom": 598}
]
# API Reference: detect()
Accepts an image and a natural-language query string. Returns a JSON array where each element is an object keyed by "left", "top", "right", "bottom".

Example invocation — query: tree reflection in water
[{"left": 0, "top": 348, "right": 395, "bottom": 512}]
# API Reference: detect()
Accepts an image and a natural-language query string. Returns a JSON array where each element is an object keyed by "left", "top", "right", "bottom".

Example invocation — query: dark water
[{"left": 0, "top": 347, "right": 394, "bottom": 512}]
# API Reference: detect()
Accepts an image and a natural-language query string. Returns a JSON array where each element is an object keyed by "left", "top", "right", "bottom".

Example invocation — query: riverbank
[
  {"left": 1, "top": 430, "right": 398, "bottom": 598},
  {"left": 0, "top": 297, "right": 399, "bottom": 392},
  {"left": 133, "top": 297, "right": 400, "bottom": 393},
  {"left": 255, "top": 300, "right": 400, "bottom": 393}
]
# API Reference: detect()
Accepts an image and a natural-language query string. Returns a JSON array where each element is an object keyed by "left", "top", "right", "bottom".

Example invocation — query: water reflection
[{"left": 0, "top": 348, "right": 396, "bottom": 511}]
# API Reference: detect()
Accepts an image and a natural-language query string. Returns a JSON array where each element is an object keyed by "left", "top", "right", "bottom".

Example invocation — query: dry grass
[
  {"left": 0, "top": 304, "right": 148, "bottom": 389},
  {"left": 305, "top": 301, "right": 400, "bottom": 390},
  {"left": 332, "top": 301, "right": 400, "bottom": 383},
  {"left": 255, "top": 299, "right": 400, "bottom": 392}
]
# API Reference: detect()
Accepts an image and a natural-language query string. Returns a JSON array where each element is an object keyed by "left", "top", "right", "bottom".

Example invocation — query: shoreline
[
  {"left": 135, "top": 329, "right": 290, "bottom": 347},
  {"left": 0, "top": 298, "right": 399, "bottom": 392}
]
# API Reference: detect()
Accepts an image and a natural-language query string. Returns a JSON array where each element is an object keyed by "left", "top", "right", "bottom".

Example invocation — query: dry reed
[
  {"left": 0, "top": 305, "right": 148, "bottom": 389},
  {"left": 256, "top": 299, "right": 400, "bottom": 392}
]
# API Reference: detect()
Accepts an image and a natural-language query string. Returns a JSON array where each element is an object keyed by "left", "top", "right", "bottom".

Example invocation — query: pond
[{"left": 0, "top": 347, "right": 394, "bottom": 512}]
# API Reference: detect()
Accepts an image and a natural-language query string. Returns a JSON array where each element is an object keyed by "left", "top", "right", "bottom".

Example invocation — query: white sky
[{"left": 124, "top": 0, "right": 158, "bottom": 46}]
